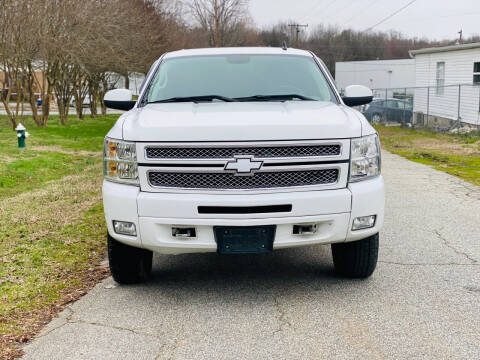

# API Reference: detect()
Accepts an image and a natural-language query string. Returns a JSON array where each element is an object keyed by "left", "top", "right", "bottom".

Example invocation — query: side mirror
[
  {"left": 104, "top": 89, "right": 136, "bottom": 111},
  {"left": 342, "top": 85, "right": 373, "bottom": 107}
]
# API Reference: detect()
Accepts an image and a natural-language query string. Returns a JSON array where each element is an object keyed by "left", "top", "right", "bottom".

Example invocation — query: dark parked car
[{"left": 363, "top": 98, "right": 413, "bottom": 124}]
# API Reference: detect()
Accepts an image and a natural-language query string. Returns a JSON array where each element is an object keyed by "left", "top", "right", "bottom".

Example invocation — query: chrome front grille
[
  {"left": 148, "top": 169, "right": 339, "bottom": 190},
  {"left": 140, "top": 140, "right": 349, "bottom": 192},
  {"left": 145, "top": 144, "right": 341, "bottom": 159}
]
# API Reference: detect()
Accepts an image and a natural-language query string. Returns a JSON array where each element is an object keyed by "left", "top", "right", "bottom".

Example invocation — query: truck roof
[{"left": 163, "top": 47, "right": 313, "bottom": 60}]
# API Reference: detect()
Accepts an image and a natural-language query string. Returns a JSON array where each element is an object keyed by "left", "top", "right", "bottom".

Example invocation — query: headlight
[
  {"left": 349, "top": 134, "right": 381, "bottom": 182},
  {"left": 103, "top": 138, "right": 138, "bottom": 185}
]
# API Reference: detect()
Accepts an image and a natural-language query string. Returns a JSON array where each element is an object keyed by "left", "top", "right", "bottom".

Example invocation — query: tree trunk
[
  {"left": 1, "top": 98, "right": 16, "bottom": 130},
  {"left": 124, "top": 74, "right": 129, "bottom": 90},
  {"left": 100, "top": 77, "right": 108, "bottom": 115},
  {"left": 73, "top": 89, "right": 84, "bottom": 120},
  {"left": 26, "top": 63, "right": 42, "bottom": 126},
  {"left": 76, "top": 100, "right": 84, "bottom": 119},
  {"left": 41, "top": 89, "right": 51, "bottom": 126},
  {"left": 40, "top": 63, "right": 51, "bottom": 126},
  {"left": 26, "top": 77, "right": 41, "bottom": 126},
  {"left": 28, "top": 93, "right": 41, "bottom": 126},
  {"left": 88, "top": 81, "right": 99, "bottom": 117},
  {"left": 56, "top": 95, "right": 69, "bottom": 125},
  {"left": 89, "top": 93, "right": 98, "bottom": 117},
  {"left": 14, "top": 72, "right": 21, "bottom": 122}
]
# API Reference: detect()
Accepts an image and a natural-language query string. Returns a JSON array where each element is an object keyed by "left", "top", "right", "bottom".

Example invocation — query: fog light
[
  {"left": 113, "top": 221, "right": 137, "bottom": 236},
  {"left": 352, "top": 215, "right": 376, "bottom": 231}
]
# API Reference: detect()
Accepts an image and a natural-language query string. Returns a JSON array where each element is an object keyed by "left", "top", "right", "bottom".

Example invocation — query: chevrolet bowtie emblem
[{"left": 225, "top": 156, "right": 263, "bottom": 175}]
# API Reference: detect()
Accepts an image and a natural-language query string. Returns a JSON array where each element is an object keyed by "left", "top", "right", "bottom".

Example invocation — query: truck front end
[{"left": 102, "top": 48, "right": 384, "bottom": 284}]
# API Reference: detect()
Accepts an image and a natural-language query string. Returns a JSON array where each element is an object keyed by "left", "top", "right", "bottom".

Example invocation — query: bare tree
[
  {"left": 0, "top": 0, "right": 42, "bottom": 128},
  {"left": 2, "top": 0, "right": 477, "bottom": 129},
  {"left": 187, "top": 0, "right": 250, "bottom": 46}
]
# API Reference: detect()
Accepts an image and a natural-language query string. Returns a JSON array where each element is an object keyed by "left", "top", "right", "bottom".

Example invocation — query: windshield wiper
[
  {"left": 148, "top": 95, "right": 236, "bottom": 104},
  {"left": 234, "top": 94, "right": 315, "bottom": 102}
]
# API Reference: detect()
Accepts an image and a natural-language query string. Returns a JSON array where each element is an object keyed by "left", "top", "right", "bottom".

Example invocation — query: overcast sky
[{"left": 249, "top": 0, "right": 480, "bottom": 41}]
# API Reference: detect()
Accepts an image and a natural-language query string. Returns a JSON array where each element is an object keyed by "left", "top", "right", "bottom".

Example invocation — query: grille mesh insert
[
  {"left": 148, "top": 169, "right": 339, "bottom": 189},
  {"left": 146, "top": 145, "right": 341, "bottom": 159}
]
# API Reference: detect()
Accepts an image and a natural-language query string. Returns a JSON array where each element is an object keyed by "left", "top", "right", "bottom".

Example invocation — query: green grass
[
  {"left": 376, "top": 125, "right": 480, "bottom": 186},
  {"left": 0, "top": 114, "right": 118, "bottom": 357},
  {"left": 0, "top": 114, "right": 118, "bottom": 152},
  {"left": 0, "top": 200, "right": 105, "bottom": 325},
  {"left": 0, "top": 152, "right": 98, "bottom": 198},
  {"left": 0, "top": 115, "right": 117, "bottom": 198}
]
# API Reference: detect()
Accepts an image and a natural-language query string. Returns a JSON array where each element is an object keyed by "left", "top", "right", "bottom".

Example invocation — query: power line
[
  {"left": 342, "top": 0, "right": 381, "bottom": 28},
  {"left": 365, "top": 0, "right": 418, "bottom": 31},
  {"left": 307, "top": 43, "right": 425, "bottom": 50},
  {"left": 396, "top": 10, "right": 480, "bottom": 25},
  {"left": 298, "top": 0, "right": 329, "bottom": 24},
  {"left": 302, "top": 0, "right": 338, "bottom": 25}
]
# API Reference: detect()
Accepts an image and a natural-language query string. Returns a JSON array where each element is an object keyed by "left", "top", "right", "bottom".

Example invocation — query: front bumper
[{"left": 103, "top": 176, "right": 384, "bottom": 254}]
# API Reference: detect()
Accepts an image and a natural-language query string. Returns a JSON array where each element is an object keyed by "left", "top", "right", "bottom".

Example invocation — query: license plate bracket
[{"left": 214, "top": 226, "right": 276, "bottom": 254}]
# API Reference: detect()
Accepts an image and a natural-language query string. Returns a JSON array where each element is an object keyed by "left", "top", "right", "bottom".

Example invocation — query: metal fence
[{"left": 366, "top": 84, "right": 480, "bottom": 131}]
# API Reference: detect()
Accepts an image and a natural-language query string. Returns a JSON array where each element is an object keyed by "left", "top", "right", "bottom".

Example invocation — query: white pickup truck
[{"left": 102, "top": 47, "right": 384, "bottom": 284}]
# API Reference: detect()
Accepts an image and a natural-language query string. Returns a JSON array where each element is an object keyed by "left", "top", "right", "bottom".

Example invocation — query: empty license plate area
[{"left": 214, "top": 226, "right": 276, "bottom": 254}]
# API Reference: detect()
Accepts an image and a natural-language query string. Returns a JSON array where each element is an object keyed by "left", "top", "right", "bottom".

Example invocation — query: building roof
[
  {"left": 409, "top": 42, "right": 480, "bottom": 57},
  {"left": 336, "top": 59, "right": 414, "bottom": 66},
  {"left": 163, "top": 47, "right": 312, "bottom": 59}
]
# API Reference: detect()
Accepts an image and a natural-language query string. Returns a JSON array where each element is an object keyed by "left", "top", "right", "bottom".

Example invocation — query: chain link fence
[{"left": 365, "top": 84, "right": 480, "bottom": 132}]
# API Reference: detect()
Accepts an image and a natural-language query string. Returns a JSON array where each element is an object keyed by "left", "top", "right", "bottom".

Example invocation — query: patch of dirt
[
  {"left": 411, "top": 137, "right": 480, "bottom": 156},
  {"left": 0, "top": 154, "right": 16, "bottom": 163},
  {"left": 31, "top": 145, "right": 100, "bottom": 157},
  {"left": 0, "top": 266, "right": 110, "bottom": 360},
  {"left": 0, "top": 164, "right": 103, "bottom": 248}
]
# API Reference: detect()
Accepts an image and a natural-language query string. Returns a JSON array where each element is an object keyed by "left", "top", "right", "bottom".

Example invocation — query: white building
[
  {"left": 410, "top": 42, "right": 480, "bottom": 127},
  {"left": 334, "top": 59, "right": 415, "bottom": 92}
]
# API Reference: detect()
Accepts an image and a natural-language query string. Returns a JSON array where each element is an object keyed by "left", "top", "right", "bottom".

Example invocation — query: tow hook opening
[
  {"left": 293, "top": 224, "right": 318, "bottom": 236},
  {"left": 172, "top": 227, "right": 197, "bottom": 239}
]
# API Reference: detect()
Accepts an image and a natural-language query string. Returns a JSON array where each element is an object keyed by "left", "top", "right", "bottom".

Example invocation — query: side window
[
  {"left": 436, "top": 62, "right": 445, "bottom": 95},
  {"left": 474, "top": 62, "right": 480, "bottom": 85},
  {"left": 386, "top": 100, "right": 397, "bottom": 108}
]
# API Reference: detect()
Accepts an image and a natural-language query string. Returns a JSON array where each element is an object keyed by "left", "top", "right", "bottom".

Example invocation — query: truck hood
[{"left": 121, "top": 101, "right": 363, "bottom": 142}]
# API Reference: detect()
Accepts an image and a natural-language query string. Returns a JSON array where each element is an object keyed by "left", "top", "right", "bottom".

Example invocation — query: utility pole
[
  {"left": 214, "top": 0, "right": 220, "bottom": 47},
  {"left": 288, "top": 24, "right": 308, "bottom": 48},
  {"left": 458, "top": 29, "right": 463, "bottom": 44}
]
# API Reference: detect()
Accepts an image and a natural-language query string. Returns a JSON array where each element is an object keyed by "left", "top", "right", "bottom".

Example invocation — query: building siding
[
  {"left": 413, "top": 48, "right": 480, "bottom": 126},
  {"left": 335, "top": 59, "right": 415, "bottom": 91}
]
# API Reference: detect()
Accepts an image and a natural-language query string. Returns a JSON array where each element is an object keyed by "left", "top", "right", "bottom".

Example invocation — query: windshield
[{"left": 145, "top": 54, "right": 337, "bottom": 103}]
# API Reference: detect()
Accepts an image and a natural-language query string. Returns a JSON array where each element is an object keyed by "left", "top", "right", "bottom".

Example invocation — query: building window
[
  {"left": 436, "top": 62, "right": 445, "bottom": 95},
  {"left": 474, "top": 62, "right": 480, "bottom": 85}
]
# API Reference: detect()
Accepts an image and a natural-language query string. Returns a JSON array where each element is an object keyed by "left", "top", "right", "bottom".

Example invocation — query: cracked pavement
[{"left": 22, "top": 152, "right": 480, "bottom": 359}]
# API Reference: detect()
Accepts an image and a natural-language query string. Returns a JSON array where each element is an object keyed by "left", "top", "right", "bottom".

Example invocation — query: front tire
[
  {"left": 371, "top": 113, "right": 382, "bottom": 124},
  {"left": 331, "top": 233, "right": 379, "bottom": 278},
  {"left": 107, "top": 234, "right": 153, "bottom": 284}
]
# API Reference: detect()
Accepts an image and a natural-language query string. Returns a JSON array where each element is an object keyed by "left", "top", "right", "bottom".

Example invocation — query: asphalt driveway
[{"left": 22, "top": 152, "right": 480, "bottom": 359}]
